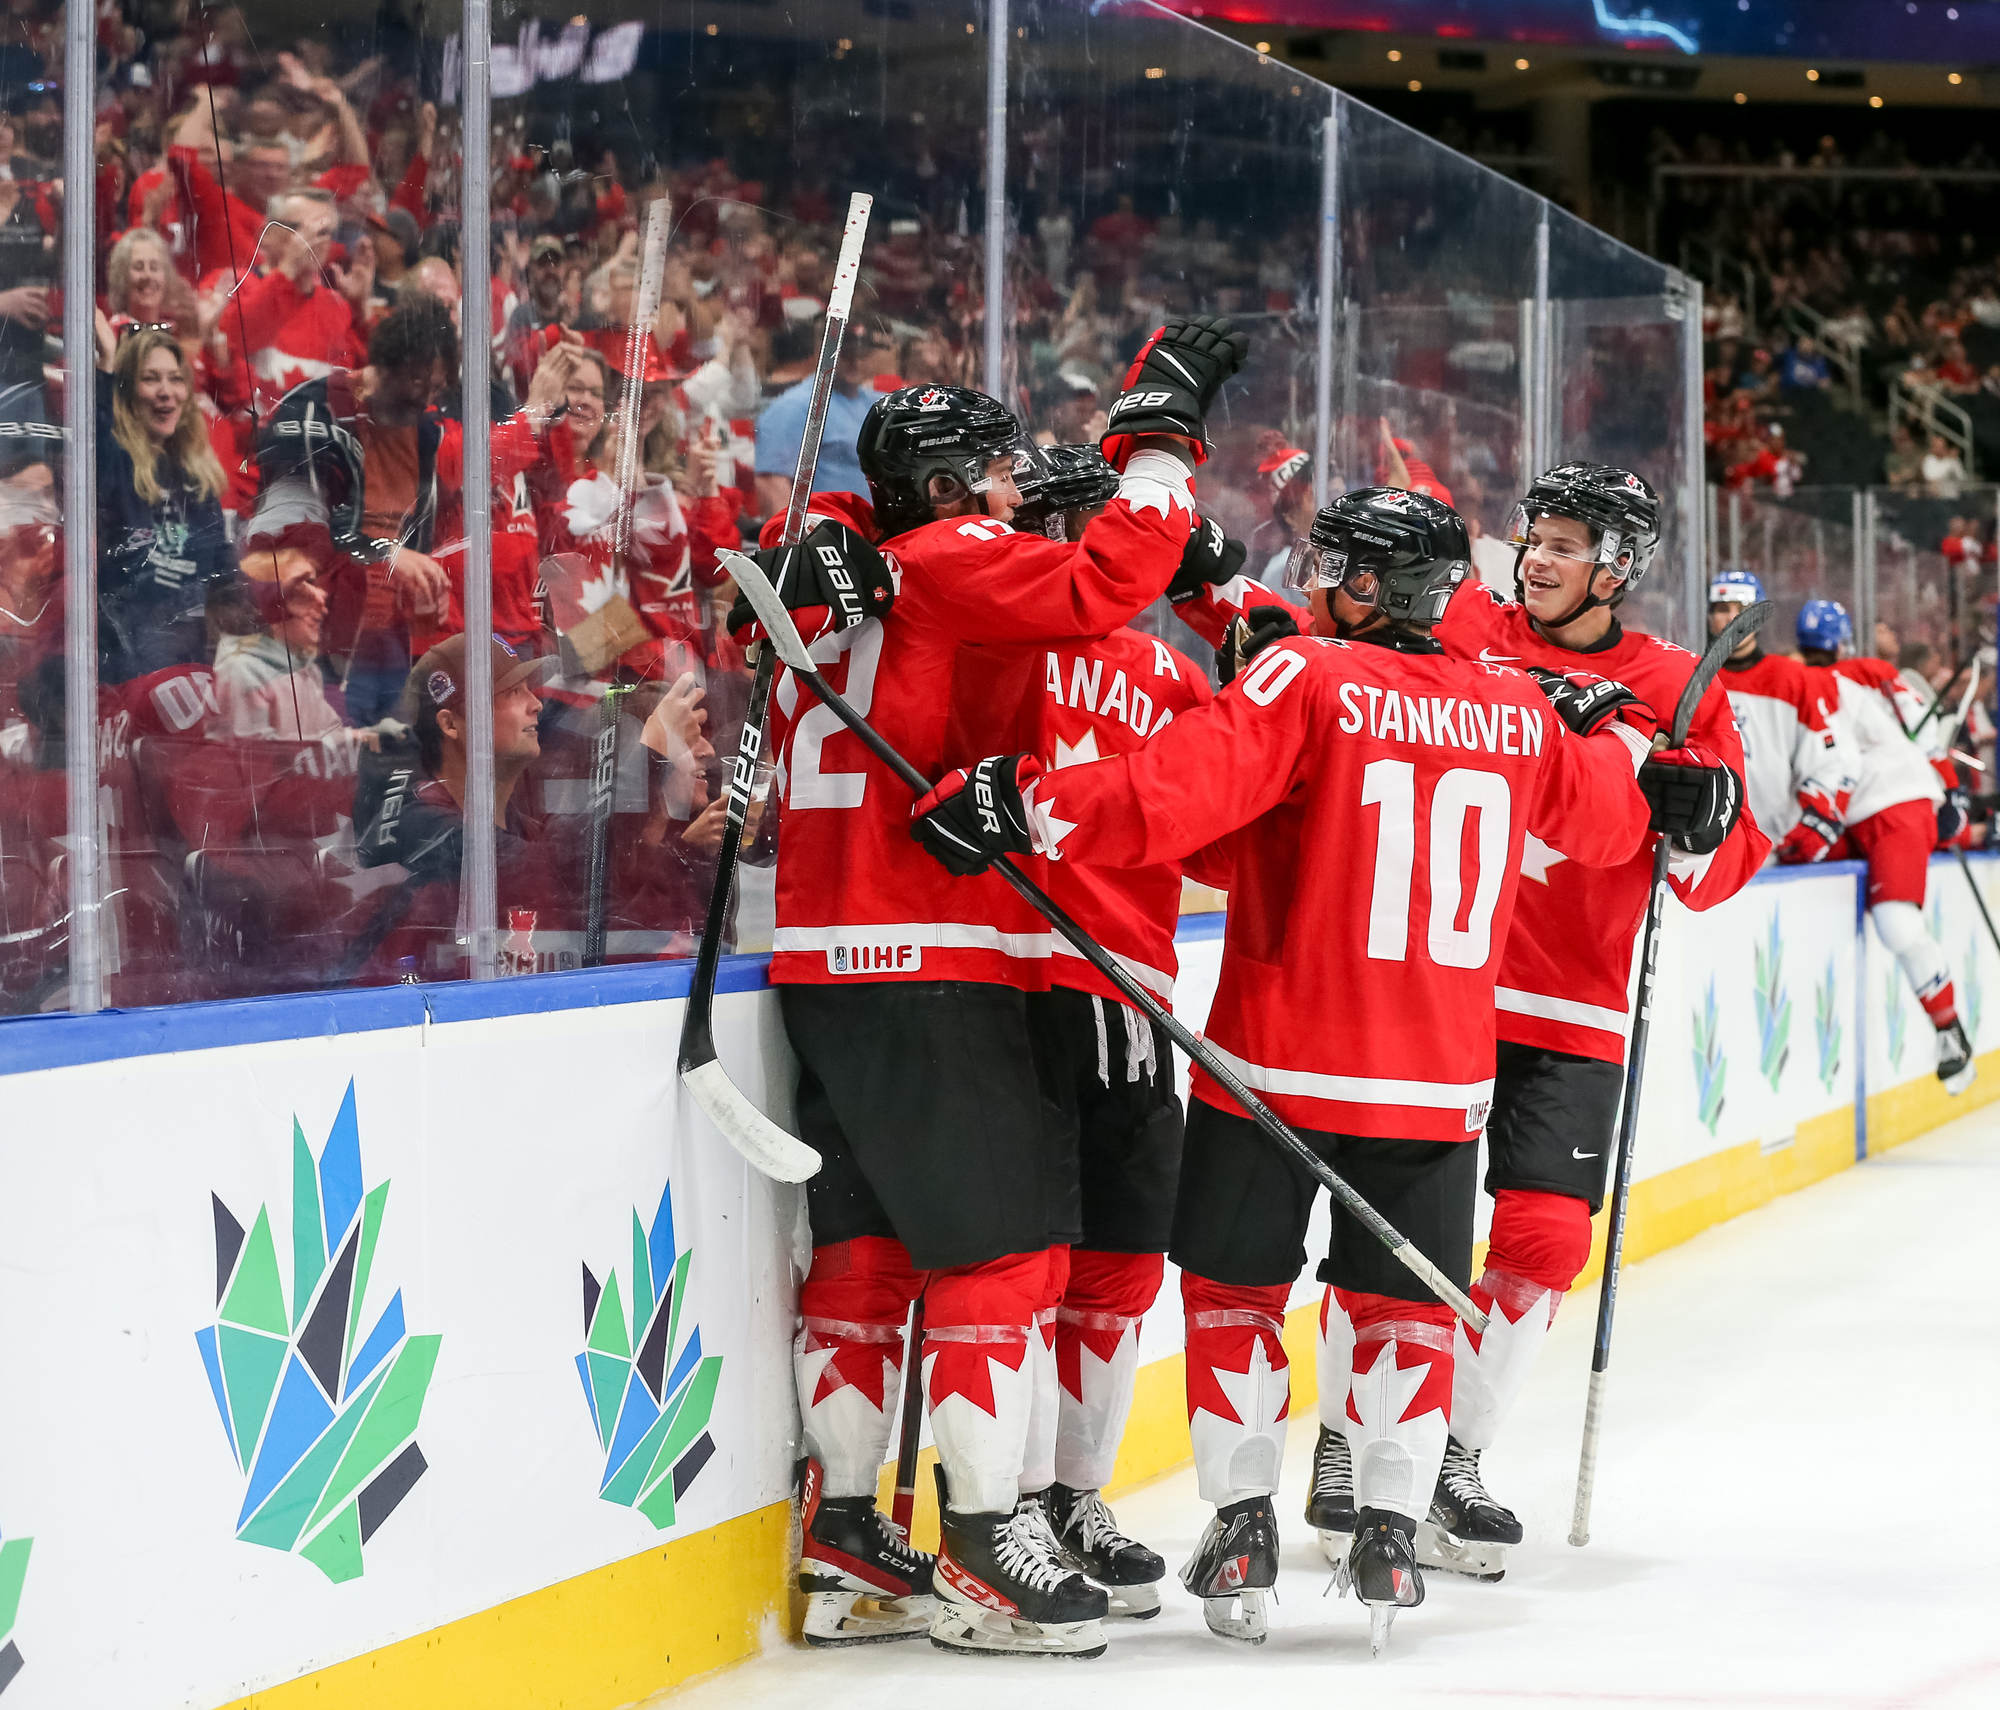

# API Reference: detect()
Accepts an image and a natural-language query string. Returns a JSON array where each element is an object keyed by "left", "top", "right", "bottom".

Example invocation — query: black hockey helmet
[
  {"left": 1286, "top": 486, "right": 1470, "bottom": 628},
  {"left": 1012, "top": 442, "right": 1120, "bottom": 539},
  {"left": 857, "top": 384, "right": 1030, "bottom": 539},
  {"left": 1508, "top": 462, "right": 1663, "bottom": 592}
]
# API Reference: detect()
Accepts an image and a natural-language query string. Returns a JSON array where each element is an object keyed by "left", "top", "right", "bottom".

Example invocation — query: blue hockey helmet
[
  {"left": 1708, "top": 569, "right": 1765, "bottom": 607},
  {"left": 1796, "top": 598, "right": 1854, "bottom": 654}
]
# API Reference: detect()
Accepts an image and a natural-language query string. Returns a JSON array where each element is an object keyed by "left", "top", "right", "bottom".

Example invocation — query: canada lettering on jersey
[
  {"left": 1044, "top": 640, "right": 1183, "bottom": 739},
  {"left": 1334, "top": 679, "right": 1546, "bottom": 757}
]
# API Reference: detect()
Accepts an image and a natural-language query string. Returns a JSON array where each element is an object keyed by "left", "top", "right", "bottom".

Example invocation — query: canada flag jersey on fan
[
  {"left": 1175, "top": 575, "right": 1772, "bottom": 1063},
  {"left": 765, "top": 458, "right": 1198, "bottom": 990},
  {"left": 1024, "top": 632, "right": 1656, "bottom": 1141}
]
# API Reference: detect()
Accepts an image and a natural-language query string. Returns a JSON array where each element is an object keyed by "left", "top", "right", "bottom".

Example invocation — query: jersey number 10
[{"left": 1359, "top": 758, "right": 1511, "bottom": 970}]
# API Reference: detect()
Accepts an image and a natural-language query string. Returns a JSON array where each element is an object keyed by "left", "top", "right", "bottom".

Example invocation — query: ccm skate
[
  {"left": 797, "top": 1459, "right": 936, "bottom": 1646},
  {"left": 931, "top": 1491, "right": 1108, "bottom": 1658}
]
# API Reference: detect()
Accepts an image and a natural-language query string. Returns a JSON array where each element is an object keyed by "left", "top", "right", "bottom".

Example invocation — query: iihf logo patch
[
  {"left": 1466, "top": 1097, "right": 1492, "bottom": 1133},
  {"left": 833, "top": 946, "right": 849, "bottom": 973}
]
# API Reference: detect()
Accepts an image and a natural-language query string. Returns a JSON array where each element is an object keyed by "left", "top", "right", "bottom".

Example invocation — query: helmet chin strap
[{"left": 1513, "top": 544, "right": 1626, "bottom": 635}]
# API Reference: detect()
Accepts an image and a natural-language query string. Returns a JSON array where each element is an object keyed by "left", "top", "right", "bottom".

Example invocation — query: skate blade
[
  {"left": 929, "top": 1601, "right": 1107, "bottom": 1658},
  {"left": 802, "top": 1590, "right": 937, "bottom": 1646},
  {"left": 1104, "top": 1580, "right": 1162, "bottom": 1620},
  {"left": 1369, "top": 1601, "right": 1395, "bottom": 1658},
  {"left": 1200, "top": 1588, "right": 1269, "bottom": 1645},
  {"left": 1414, "top": 1520, "right": 1507, "bottom": 1583},
  {"left": 1316, "top": 1527, "right": 1355, "bottom": 1572}
]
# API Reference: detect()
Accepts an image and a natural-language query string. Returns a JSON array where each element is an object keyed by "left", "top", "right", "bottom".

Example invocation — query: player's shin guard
[
  {"left": 1450, "top": 1190, "right": 1589, "bottom": 1453},
  {"left": 925, "top": 1251, "right": 1049, "bottom": 1517},
  {"left": 1182, "top": 1273, "right": 1292, "bottom": 1506},
  {"left": 795, "top": 1237, "right": 925, "bottom": 1497},
  {"left": 1053, "top": 1250, "right": 1163, "bottom": 1491},
  {"left": 1307, "top": 1288, "right": 1358, "bottom": 1556},
  {"left": 1339, "top": 1289, "right": 1453, "bottom": 1529},
  {"left": 1872, "top": 900, "right": 1974, "bottom": 1091},
  {"left": 1022, "top": 1249, "right": 1069, "bottom": 1499}
]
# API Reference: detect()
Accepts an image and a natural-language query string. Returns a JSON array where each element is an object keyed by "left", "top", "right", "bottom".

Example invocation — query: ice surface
[{"left": 662, "top": 1108, "right": 2000, "bottom": 1708}]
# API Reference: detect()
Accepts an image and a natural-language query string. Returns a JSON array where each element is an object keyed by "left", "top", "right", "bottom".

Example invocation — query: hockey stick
[
  {"left": 582, "top": 685, "right": 633, "bottom": 966},
  {"left": 890, "top": 1297, "right": 927, "bottom": 1537},
  {"left": 676, "top": 192, "right": 874, "bottom": 1186},
  {"left": 613, "top": 195, "right": 673, "bottom": 552},
  {"left": 1569, "top": 597, "right": 1773, "bottom": 1549},
  {"left": 721, "top": 545, "right": 1489, "bottom": 1333}
]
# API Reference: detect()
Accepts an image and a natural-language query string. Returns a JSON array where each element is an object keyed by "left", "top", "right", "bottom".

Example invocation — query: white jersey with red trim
[
  {"left": 1437, "top": 582, "right": 1772, "bottom": 1062},
  {"left": 1717, "top": 650, "right": 1855, "bottom": 844},
  {"left": 1023, "top": 625, "right": 1211, "bottom": 1006},
  {"left": 1021, "top": 632, "right": 1655, "bottom": 1142},
  {"left": 1821, "top": 656, "right": 1941, "bottom": 824},
  {"left": 765, "top": 450, "right": 1197, "bottom": 990}
]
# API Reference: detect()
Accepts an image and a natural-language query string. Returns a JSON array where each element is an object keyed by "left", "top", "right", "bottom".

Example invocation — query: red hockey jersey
[
  {"left": 1437, "top": 583, "right": 1771, "bottom": 1061},
  {"left": 766, "top": 452, "right": 1200, "bottom": 990},
  {"left": 1020, "top": 632, "right": 1655, "bottom": 1141}
]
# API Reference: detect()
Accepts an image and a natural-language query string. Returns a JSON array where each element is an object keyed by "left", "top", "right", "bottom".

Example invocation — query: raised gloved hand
[
  {"left": 725, "top": 519, "right": 894, "bottom": 648},
  {"left": 1100, "top": 315, "right": 1250, "bottom": 470},
  {"left": 1167, "top": 513, "right": 1248, "bottom": 605},
  {"left": 1938, "top": 783, "right": 1973, "bottom": 847},
  {"left": 910, "top": 753, "right": 1045, "bottom": 877},
  {"left": 1526, "top": 666, "right": 1647, "bottom": 738},
  {"left": 1216, "top": 608, "right": 1302, "bottom": 686},
  {"left": 1639, "top": 745, "right": 1743, "bottom": 855},
  {"left": 1774, "top": 792, "right": 1843, "bottom": 864}
]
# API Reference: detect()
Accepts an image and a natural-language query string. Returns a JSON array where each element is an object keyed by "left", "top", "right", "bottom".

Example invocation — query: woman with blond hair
[
  {"left": 103, "top": 226, "right": 188, "bottom": 339},
  {"left": 93, "top": 314, "right": 242, "bottom": 682}
]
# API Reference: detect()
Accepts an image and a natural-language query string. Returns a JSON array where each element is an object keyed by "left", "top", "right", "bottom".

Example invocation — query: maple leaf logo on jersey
[
  {"left": 1025, "top": 785, "right": 1079, "bottom": 859},
  {"left": 1519, "top": 834, "right": 1567, "bottom": 884},
  {"left": 1051, "top": 729, "right": 1102, "bottom": 770}
]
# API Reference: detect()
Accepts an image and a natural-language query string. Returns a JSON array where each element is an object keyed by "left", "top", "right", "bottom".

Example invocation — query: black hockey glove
[
  {"left": 725, "top": 520, "right": 894, "bottom": 649},
  {"left": 1216, "top": 608, "right": 1302, "bottom": 686},
  {"left": 1167, "top": 513, "right": 1249, "bottom": 605},
  {"left": 1101, "top": 315, "right": 1250, "bottom": 469},
  {"left": 911, "top": 753, "right": 1046, "bottom": 877},
  {"left": 1938, "top": 784, "right": 1972, "bottom": 847},
  {"left": 1638, "top": 745, "right": 1742, "bottom": 856},
  {"left": 1526, "top": 666, "right": 1645, "bottom": 738}
]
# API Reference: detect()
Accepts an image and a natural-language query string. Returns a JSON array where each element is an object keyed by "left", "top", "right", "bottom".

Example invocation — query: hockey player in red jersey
[
  {"left": 1708, "top": 570, "right": 1856, "bottom": 861},
  {"left": 1155, "top": 466, "right": 1768, "bottom": 1576},
  {"left": 1796, "top": 598, "right": 1975, "bottom": 1091},
  {"left": 752, "top": 318, "right": 1249, "bottom": 1658},
  {"left": 996, "top": 444, "right": 1222, "bottom": 1616},
  {"left": 911, "top": 488, "right": 1731, "bottom": 1649}
]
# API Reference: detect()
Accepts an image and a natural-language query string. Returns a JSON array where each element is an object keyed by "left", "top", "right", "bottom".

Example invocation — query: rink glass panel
[{"left": 1712, "top": 486, "right": 1865, "bottom": 646}]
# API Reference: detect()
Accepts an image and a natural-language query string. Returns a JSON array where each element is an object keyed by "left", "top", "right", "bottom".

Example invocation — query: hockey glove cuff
[
  {"left": 1639, "top": 745, "right": 1743, "bottom": 855},
  {"left": 1101, "top": 315, "right": 1249, "bottom": 470},
  {"left": 1168, "top": 513, "right": 1249, "bottom": 605},
  {"left": 911, "top": 753, "right": 1045, "bottom": 877},
  {"left": 1774, "top": 805, "right": 1842, "bottom": 865},
  {"left": 725, "top": 520, "right": 894, "bottom": 648},
  {"left": 1525, "top": 666, "right": 1646, "bottom": 737},
  {"left": 1216, "top": 608, "right": 1302, "bottom": 686},
  {"left": 1938, "top": 783, "right": 1973, "bottom": 847}
]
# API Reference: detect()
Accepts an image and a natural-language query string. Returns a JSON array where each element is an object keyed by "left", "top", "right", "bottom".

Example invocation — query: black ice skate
[
  {"left": 1044, "top": 1481, "right": 1165, "bottom": 1619},
  {"left": 931, "top": 1493, "right": 1109, "bottom": 1658},
  {"left": 1417, "top": 1437, "right": 1520, "bottom": 1582},
  {"left": 1180, "top": 1494, "right": 1280, "bottom": 1644},
  {"left": 1336, "top": 1506, "right": 1424, "bottom": 1657},
  {"left": 797, "top": 1459, "right": 937, "bottom": 1646},
  {"left": 1305, "top": 1423, "right": 1358, "bottom": 1566},
  {"left": 1937, "top": 1018, "right": 1977, "bottom": 1095}
]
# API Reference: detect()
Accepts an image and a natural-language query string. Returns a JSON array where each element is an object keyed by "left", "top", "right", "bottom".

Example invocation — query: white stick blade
[
  {"left": 827, "top": 192, "right": 874, "bottom": 320},
  {"left": 683, "top": 1059, "right": 822, "bottom": 1183},
  {"left": 716, "top": 547, "right": 815, "bottom": 670}
]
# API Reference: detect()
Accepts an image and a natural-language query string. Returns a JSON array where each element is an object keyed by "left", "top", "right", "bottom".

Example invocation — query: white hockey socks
[
  {"left": 796, "top": 1316, "right": 906, "bottom": 1499},
  {"left": 1053, "top": 1305, "right": 1146, "bottom": 1492},
  {"left": 1341, "top": 1294, "right": 1455, "bottom": 1525},
  {"left": 1450, "top": 1269, "right": 1561, "bottom": 1454},
  {"left": 1021, "top": 1305, "right": 1060, "bottom": 1495},
  {"left": 1873, "top": 899, "right": 1960, "bottom": 1028},
  {"left": 1183, "top": 1274, "right": 1291, "bottom": 1506},
  {"left": 1315, "top": 1286, "right": 1357, "bottom": 1430},
  {"left": 925, "top": 1322, "right": 1035, "bottom": 1516}
]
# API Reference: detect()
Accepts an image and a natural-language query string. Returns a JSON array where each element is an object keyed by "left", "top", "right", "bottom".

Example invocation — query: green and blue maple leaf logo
[
  {"left": 1692, "top": 976, "right": 1727, "bottom": 1134},
  {"left": 0, "top": 1520, "right": 29, "bottom": 1696},
  {"left": 195, "top": 1082, "right": 440, "bottom": 1583},
  {"left": 578, "top": 1180, "right": 722, "bottom": 1529}
]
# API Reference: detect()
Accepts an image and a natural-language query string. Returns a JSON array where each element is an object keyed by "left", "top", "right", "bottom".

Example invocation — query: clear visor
[
  {"left": 966, "top": 438, "right": 1039, "bottom": 497},
  {"left": 1284, "top": 538, "right": 1349, "bottom": 593},
  {"left": 1508, "top": 503, "right": 1627, "bottom": 573}
]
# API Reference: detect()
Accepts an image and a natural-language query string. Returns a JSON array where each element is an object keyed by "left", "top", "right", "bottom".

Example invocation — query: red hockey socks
[
  {"left": 1339, "top": 1288, "right": 1455, "bottom": 1526},
  {"left": 1450, "top": 1190, "right": 1590, "bottom": 1453},
  {"left": 925, "top": 1248, "right": 1057, "bottom": 1515},
  {"left": 1183, "top": 1272, "right": 1292, "bottom": 1506},
  {"left": 795, "top": 1237, "right": 925, "bottom": 1498},
  {"left": 1053, "top": 1249, "right": 1164, "bottom": 1492}
]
